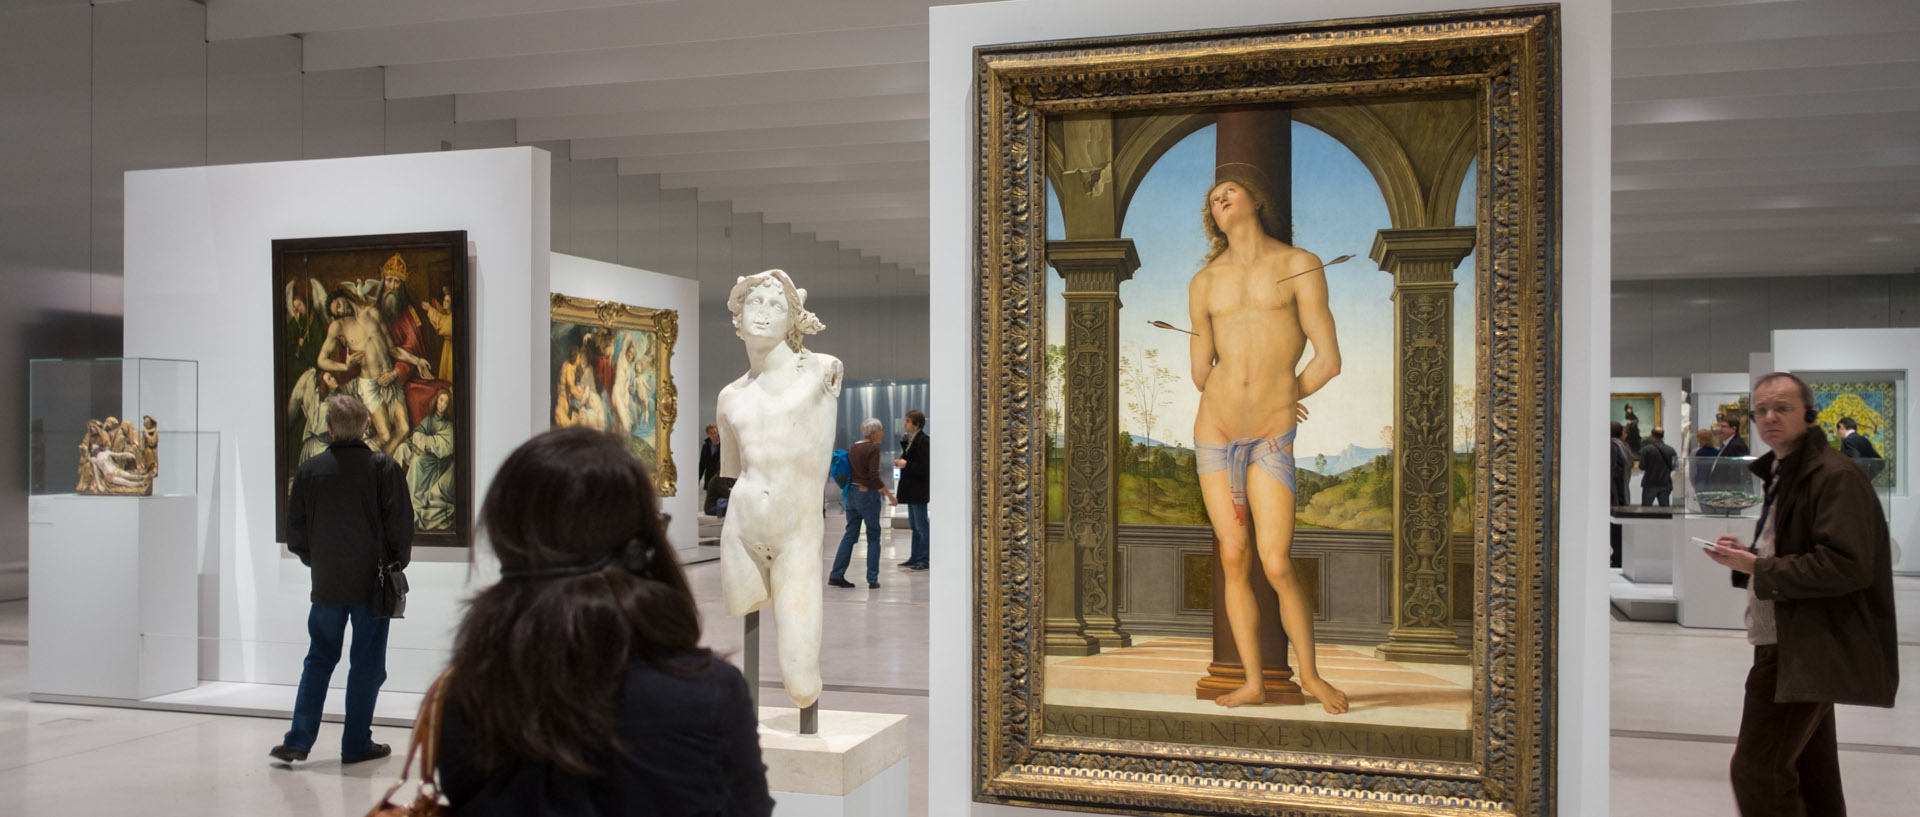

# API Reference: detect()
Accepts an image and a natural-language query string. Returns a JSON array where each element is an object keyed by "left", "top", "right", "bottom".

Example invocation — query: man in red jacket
[{"left": 1705, "top": 372, "right": 1899, "bottom": 816}]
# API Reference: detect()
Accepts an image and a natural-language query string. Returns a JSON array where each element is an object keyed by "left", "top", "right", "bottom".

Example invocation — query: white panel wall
[
  {"left": 1614, "top": 274, "right": 1920, "bottom": 377},
  {"left": 123, "top": 147, "right": 551, "bottom": 693},
  {"left": 927, "top": 2, "right": 1612, "bottom": 816},
  {"left": 549, "top": 253, "right": 701, "bottom": 556},
  {"left": 1771, "top": 328, "right": 1920, "bottom": 574}
]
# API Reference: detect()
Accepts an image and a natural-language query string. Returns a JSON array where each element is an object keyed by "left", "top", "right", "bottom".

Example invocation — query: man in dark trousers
[
  {"left": 271, "top": 393, "right": 414, "bottom": 765},
  {"left": 1835, "top": 417, "right": 1885, "bottom": 480},
  {"left": 893, "top": 410, "right": 930, "bottom": 570},
  {"left": 828, "top": 418, "right": 893, "bottom": 590},
  {"left": 1638, "top": 426, "right": 1678, "bottom": 507},
  {"left": 700, "top": 422, "right": 722, "bottom": 489},
  {"left": 1704, "top": 373, "right": 1898, "bottom": 816},
  {"left": 700, "top": 422, "right": 727, "bottom": 514},
  {"left": 1609, "top": 421, "right": 1631, "bottom": 568}
]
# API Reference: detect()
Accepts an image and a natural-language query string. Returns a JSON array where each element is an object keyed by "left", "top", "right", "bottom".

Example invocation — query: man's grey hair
[
  {"left": 727, "top": 269, "right": 825, "bottom": 352},
  {"left": 861, "top": 417, "right": 884, "bottom": 436},
  {"left": 325, "top": 393, "right": 371, "bottom": 440}
]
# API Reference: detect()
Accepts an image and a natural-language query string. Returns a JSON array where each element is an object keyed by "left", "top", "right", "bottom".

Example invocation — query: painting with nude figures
[
  {"left": 272, "top": 231, "right": 471, "bottom": 548},
  {"left": 974, "top": 9, "right": 1561, "bottom": 815},
  {"left": 549, "top": 293, "right": 680, "bottom": 497}
]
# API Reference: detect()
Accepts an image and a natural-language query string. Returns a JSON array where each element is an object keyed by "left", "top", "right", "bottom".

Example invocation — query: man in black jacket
[
  {"left": 270, "top": 393, "right": 414, "bottom": 765},
  {"left": 1638, "top": 426, "right": 1678, "bottom": 507},
  {"left": 1714, "top": 413, "right": 1751, "bottom": 458},
  {"left": 893, "top": 410, "right": 930, "bottom": 570},
  {"left": 1609, "top": 421, "right": 1630, "bottom": 567},
  {"left": 1835, "top": 417, "right": 1885, "bottom": 480}
]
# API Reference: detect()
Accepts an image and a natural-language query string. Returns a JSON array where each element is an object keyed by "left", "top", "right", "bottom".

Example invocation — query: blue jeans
[
  {"left": 1641, "top": 486, "right": 1671, "bottom": 507},
  {"left": 283, "top": 604, "right": 389, "bottom": 754},
  {"left": 906, "top": 503, "right": 929, "bottom": 566},
  {"left": 831, "top": 487, "right": 883, "bottom": 584}
]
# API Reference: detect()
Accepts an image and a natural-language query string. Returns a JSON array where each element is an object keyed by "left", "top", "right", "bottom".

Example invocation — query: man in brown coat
[{"left": 1705, "top": 372, "right": 1899, "bottom": 816}]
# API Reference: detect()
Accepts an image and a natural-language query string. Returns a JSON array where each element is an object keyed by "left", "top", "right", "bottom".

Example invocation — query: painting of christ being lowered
[{"left": 1041, "top": 102, "right": 1481, "bottom": 761}]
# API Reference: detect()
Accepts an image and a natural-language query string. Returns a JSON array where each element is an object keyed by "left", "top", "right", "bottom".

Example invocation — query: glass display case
[
  {"left": 1674, "top": 454, "right": 1893, "bottom": 528},
  {"left": 29, "top": 357, "right": 198, "bottom": 497},
  {"left": 1679, "top": 455, "right": 1761, "bottom": 517}
]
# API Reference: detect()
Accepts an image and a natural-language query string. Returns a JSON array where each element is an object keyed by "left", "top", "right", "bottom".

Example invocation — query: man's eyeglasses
[{"left": 1750, "top": 404, "right": 1804, "bottom": 419}]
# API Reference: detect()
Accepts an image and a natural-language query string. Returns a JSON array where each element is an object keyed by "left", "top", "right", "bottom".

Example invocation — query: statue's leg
[{"left": 768, "top": 514, "right": 824, "bottom": 709}]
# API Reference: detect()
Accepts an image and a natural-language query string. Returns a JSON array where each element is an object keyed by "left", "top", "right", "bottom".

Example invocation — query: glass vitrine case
[{"left": 29, "top": 357, "right": 198, "bottom": 497}]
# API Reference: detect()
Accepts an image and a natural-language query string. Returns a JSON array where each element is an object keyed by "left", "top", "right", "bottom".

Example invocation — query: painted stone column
[
  {"left": 1046, "top": 238, "right": 1138, "bottom": 653},
  {"left": 1371, "top": 226, "right": 1476, "bottom": 665}
]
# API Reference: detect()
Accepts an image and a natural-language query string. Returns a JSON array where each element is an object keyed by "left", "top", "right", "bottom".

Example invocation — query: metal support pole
[{"left": 743, "top": 610, "right": 759, "bottom": 711}]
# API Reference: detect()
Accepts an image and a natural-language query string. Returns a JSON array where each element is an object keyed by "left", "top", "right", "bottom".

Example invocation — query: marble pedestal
[
  {"left": 759, "top": 707, "right": 909, "bottom": 817},
  {"left": 1676, "top": 515, "right": 1754, "bottom": 630},
  {"left": 28, "top": 494, "right": 198, "bottom": 700},
  {"left": 1618, "top": 514, "right": 1678, "bottom": 584}
]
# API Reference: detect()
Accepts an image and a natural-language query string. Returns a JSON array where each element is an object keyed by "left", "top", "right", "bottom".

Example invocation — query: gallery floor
[{"left": 0, "top": 513, "right": 1914, "bottom": 816}]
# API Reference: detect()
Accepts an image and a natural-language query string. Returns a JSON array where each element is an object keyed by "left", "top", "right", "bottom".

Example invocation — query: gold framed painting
[
  {"left": 549, "top": 293, "right": 679, "bottom": 496},
  {"left": 974, "top": 6, "right": 1560, "bottom": 815}
]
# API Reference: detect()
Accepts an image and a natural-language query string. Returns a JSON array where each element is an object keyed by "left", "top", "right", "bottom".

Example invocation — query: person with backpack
[{"left": 828, "top": 418, "right": 893, "bottom": 589}]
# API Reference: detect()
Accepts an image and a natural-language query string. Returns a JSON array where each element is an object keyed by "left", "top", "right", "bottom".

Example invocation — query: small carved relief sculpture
[{"left": 75, "top": 415, "right": 158, "bottom": 496}]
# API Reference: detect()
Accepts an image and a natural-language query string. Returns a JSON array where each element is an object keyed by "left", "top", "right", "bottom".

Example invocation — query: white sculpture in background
[
  {"left": 1678, "top": 390, "right": 1692, "bottom": 489},
  {"left": 715, "top": 269, "right": 842, "bottom": 710}
]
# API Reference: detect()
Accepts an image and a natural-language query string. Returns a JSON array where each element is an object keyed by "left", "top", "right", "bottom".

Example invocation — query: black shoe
[
  {"left": 827, "top": 577, "right": 856, "bottom": 588},
  {"left": 897, "top": 560, "right": 917, "bottom": 568},
  {"left": 342, "top": 744, "right": 392, "bottom": 764},
  {"left": 268, "top": 745, "right": 309, "bottom": 763},
  {"left": 868, "top": 581, "right": 880, "bottom": 589},
  {"left": 907, "top": 563, "right": 929, "bottom": 571}
]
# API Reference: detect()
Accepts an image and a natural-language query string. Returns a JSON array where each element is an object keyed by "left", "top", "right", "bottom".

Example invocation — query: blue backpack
[{"left": 829, "top": 449, "right": 853, "bottom": 506}]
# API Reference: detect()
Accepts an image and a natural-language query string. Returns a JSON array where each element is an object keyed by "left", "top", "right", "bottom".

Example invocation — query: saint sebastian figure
[
  {"left": 1188, "top": 167, "right": 1349, "bottom": 713},
  {"left": 714, "top": 269, "right": 841, "bottom": 710}
]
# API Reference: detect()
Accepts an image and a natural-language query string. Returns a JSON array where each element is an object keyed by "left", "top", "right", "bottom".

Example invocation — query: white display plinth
[
  {"left": 1618, "top": 514, "right": 1677, "bottom": 584},
  {"left": 759, "top": 707, "right": 909, "bottom": 817},
  {"left": 28, "top": 494, "right": 197, "bottom": 700},
  {"left": 1676, "top": 516, "right": 1753, "bottom": 630}
]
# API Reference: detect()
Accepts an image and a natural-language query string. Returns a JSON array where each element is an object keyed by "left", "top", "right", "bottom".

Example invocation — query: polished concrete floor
[{"left": 0, "top": 517, "right": 1915, "bottom": 815}]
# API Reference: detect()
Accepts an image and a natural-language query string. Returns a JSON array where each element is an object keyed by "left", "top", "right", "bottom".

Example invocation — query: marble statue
[{"left": 714, "top": 269, "right": 841, "bottom": 709}]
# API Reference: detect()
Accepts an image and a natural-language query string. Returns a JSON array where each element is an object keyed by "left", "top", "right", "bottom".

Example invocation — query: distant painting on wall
[
  {"left": 1810, "top": 379, "right": 1898, "bottom": 489},
  {"left": 550, "top": 294, "right": 679, "bottom": 495},
  {"left": 272, "top": 231, "right": 471, "bottom": 548},
  {"left": 1610, "top": 392, "right": 1663, "bottom": 464}
]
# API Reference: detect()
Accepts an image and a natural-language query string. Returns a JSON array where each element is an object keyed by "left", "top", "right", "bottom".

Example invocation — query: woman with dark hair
[{"left": 437, "top": 427, "right": 772, "bottom": 816}]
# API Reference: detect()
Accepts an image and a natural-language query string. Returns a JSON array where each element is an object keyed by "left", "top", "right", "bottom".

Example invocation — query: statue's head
[{"left": 727, "top": 269, "right": 824, "bottom": 352}]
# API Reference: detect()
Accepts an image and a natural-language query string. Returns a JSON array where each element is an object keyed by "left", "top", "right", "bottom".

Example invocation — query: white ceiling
[{"left": 200, "top": 0, "right": 1920, "bottom": 283}]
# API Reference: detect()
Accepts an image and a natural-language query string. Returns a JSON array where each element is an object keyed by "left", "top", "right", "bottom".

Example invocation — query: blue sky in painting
[{"left": 1046, "top": 120, "right": 1477, "bottom": 458}]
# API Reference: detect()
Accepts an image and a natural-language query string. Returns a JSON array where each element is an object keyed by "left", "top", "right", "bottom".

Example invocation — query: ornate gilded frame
[
  {"left": 550, "top": 293, "right": 680, "bottom": 496},
  {"left": 974, "top": 7, "right": 1560, "bottom": 815}
]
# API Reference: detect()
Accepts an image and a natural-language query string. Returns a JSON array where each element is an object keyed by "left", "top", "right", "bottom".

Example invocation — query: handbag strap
[{"left": 376, "top": 670, "right": 451, "bottom": 802}]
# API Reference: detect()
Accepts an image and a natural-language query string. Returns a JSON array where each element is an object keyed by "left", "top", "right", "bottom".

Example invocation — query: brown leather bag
[{"left": 364, "top": 671, "right": 452, "bottom": 817}]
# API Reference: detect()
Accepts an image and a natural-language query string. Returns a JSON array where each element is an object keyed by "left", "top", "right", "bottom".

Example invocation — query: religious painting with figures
[
  {"left": 1041, "top": 98, "right": 1479, "bottom": 758},
  {"left": 549, "top": 294, "right": 680, "bottom": 496},
  {"left": 975, "top": 8, "right": 1559, "bottom": 815},
  {"left": 272, "top": 232, "right": 471, "bottom": 548}
]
